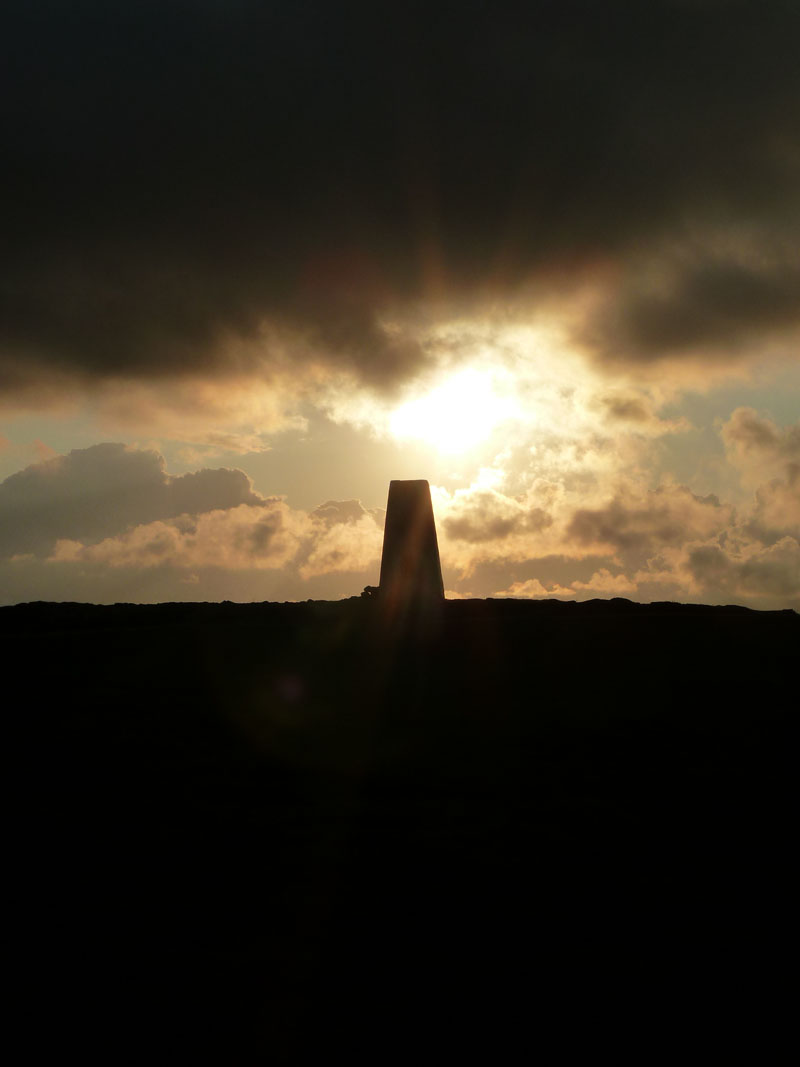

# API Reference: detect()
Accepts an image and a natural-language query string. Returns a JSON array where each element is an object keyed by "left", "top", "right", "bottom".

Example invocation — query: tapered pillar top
[{"left": 379, "top": 479, "right": 444, "bottom": 609}]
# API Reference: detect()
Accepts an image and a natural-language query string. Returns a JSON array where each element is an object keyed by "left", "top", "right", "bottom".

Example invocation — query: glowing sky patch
[{"left": 388, "top": 368, "right": 520, "bottom": 455}]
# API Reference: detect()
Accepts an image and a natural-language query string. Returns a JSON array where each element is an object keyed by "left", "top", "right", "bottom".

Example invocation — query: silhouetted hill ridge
[
  {"left": 2, "top": 594, "right": 797, "bottom": 632},
  {"left": 9, "top": 594, "right": 796, "bottom": 1056}
]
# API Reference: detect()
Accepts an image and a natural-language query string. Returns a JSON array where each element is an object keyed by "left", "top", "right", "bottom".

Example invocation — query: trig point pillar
[{"left": 379, "top": 480, "right": 444, "bottom": 611}]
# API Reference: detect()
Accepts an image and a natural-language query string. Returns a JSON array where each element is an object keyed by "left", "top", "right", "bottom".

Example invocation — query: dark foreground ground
[{"left": 6, "top": 597, "right": 797, "bottom": 1057}]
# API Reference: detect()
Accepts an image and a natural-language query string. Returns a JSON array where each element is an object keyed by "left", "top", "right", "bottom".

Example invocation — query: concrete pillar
[{"left": 379, "top": 480, "right": 444, "bottom": 611}]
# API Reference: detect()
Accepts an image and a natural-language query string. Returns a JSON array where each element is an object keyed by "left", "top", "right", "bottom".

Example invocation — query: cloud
[
  {"left": 722, "top": 407, "right": 800, "bottom": 474},
  {"left": 566, "top": 485, "right": 730, "bottom": 567},
  {"left": 298, "top": 498, "right": 385, "bottom": 577},
  {"left": 497, "top": 567, "right": 637, "bottom": 599},
  {"left": 492, "top": 536, "right": 800, "bottom": 610},
  {"left": 687, "top": 537, "right": 800, "bottom": 603},
  {"left": 4, "top": 400, "right": 800, "bottom": 610},
  {"left": 597, "top": 393, "right": 689, "bottom": 434},
  {"left": 436, "top": 434, "right": 800, "bottom": 609},
  {"left": 52, "top": 502, "right": 307, "bottom": 572},
  {"left": 310, "top": 499, "right": 384, "bottom": 528},
  {"left": 496, "top": 578, "right": 556, "bottom": 599},
  {"left": 299, "top": 516, "right": 383, "bottom": 580},
  {"left": 571, "top": 569, "right": 639, "bottom": 596},
  {"left": 3, "top": 2, "right": 800, "bottom": 410},
  {"left": 718, "top": 408, "right": 800, "bottom": 545},
  {"left": 600, "top": 396, "right": 653, "bottom": 423},
  {"left": 0, "top": 439, "right": 388, "bottom": 602},
  {"left": 176, "top": 432, "right": 273, "bottom": 463},
  {"left": 442, "top": 489, "right": 551, "bottom": 544},
  {"left": 749, "top": 476, "right": 800, "bottom": 545},
  {"left": 46, "top": 498, "right": 384, "bottom": 586},
  {"left": 474, "top": 429, "right": 800, "bottom": 608},
  {"left": 579, "top": 242, "right": 800, "bottom": 367},
  {"left": 0, "top": 443, "right": 263, "bottom": 557}
]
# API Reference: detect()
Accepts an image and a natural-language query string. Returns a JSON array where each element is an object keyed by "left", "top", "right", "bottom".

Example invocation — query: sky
[{"left": 2, "top": 0, "right": 799, "bottom": 609}]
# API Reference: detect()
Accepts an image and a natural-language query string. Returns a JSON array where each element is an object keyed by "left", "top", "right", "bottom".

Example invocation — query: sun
[{"left": 388, "top": 367, "right": 518, "bottom": 454}]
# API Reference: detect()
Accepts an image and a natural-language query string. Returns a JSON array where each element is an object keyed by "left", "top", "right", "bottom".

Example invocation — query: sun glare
[{"left": 388, "top": 368, "right": 518, "bottom": 454}]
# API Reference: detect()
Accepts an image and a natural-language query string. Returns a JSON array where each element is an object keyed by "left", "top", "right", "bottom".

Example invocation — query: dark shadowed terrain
[{"left": 7, "top": 598, "right": 797, "bottom": 1057}]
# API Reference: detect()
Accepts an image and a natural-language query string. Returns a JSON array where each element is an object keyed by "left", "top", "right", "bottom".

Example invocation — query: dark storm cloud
[
  {"left": 0, "top": 443, "right": 263, "bottom": 557},
  {"left": 580, "top": 251, "right": 800, "bottom": 364},
  {"left": 3, "top": 0, "right": 800, "bottom": 395}
]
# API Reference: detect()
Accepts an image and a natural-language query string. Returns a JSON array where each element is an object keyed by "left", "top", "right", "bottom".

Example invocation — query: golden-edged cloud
[
  {"left": 2, "top": 404, "right": 800, "bottom": 610},
  {"left": 3, "top": 2, "right": 800, "bottom": 426}
]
